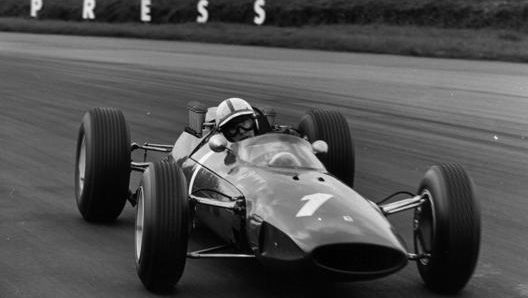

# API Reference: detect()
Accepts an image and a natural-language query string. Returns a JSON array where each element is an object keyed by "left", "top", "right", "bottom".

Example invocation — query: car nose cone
[{"left": 240, "top": 168, "right": 408, "bottom": 280}]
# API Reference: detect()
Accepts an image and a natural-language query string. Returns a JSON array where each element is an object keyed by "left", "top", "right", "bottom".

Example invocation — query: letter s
[
  {"left": 254, "top": 0, "right": 265, "bottom": 26},
  {"left": 196, "top": 0, "right": 209, "bottom": 24},
  {"left": 30, "top": 0, "right": 43, "bottom": 18}
]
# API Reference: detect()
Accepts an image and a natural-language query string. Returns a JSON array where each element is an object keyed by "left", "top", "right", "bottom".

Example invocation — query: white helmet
[{"left": 215, "top": 97, "right": 255, "bottom": 128}]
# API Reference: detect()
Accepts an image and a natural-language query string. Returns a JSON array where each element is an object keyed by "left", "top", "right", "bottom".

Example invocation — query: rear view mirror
[
  {"left": 312, "top": 140, "right": 328, "bottom": 154},
  {"left": 209, "top": 134, "right": 228, "bottom": 153}
]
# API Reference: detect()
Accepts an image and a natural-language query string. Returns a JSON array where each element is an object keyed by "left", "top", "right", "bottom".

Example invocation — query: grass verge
[{"left": 1, "top": 17, "right": 527, "bottom": 63}]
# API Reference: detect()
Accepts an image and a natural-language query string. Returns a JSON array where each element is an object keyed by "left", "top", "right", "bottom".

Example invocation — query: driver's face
[
  {"left": 223, "top": 116, "right": 255, "bottom": 142},
  {"left": 231, "top": 128, "right": 255, "bottom": 142}
]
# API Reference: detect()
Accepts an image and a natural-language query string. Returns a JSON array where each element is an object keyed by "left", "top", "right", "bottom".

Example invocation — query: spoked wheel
[
  {"left": 297, "top": 110, "right": 355, "bottom": 187},
  {"left": 136, "top": 160, "right": 189, "bottom": 293},
  {"left": 75, "top": 107, "right": 131, "bottom": 222},
  {"left": 414, "top": 163, "right": 481, "bottom": 294}
]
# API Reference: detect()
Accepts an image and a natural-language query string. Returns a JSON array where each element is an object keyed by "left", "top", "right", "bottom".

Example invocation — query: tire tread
[
  {"left": 417, "top": 163, "right": 480, "bottom": 294},
  {"left": 138, "top": 160, "right": 188, "bottom": 293},
  {"left": 75, "top": 107, "right": 130, "bottom": 222},
  {"left": 298, "top": 110, "right": 355, "bottom": 186}
]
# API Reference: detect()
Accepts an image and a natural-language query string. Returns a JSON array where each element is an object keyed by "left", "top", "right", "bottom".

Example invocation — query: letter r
[{"left": 83, "top": 0, "right": 96, "bottom": 20}]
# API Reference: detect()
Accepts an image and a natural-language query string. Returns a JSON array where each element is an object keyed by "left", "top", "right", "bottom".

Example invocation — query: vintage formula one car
[{"left": 74, "top": 102, "right": 481, "bottom": 294}]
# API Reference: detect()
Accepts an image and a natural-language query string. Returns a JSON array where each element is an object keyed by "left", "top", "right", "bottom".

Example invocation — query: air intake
[{"left": 312, "top": 243, "right": 407, "bottom": 275}]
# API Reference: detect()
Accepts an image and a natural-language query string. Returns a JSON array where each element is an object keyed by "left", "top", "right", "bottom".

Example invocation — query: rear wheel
[
  {"left": 136, "top": 160, "right": 189, "bottom": 293},
  {"left": 414, "top": 163, "right": 480, "bottom": 294},
  {"left": 75, "top": 107, "right": 130, "bottom": 222},
  {"left": 298, "top": 110, "right": 355, "bottom": 187}
]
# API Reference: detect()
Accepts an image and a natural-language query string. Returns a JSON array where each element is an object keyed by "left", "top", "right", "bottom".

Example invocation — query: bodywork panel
[{"left": 171, "top": 132, "right": 408, "bottom": 279}]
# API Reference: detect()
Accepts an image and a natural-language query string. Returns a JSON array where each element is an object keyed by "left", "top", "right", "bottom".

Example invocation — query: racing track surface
[{"left": 0, "top": 32, "right": 527, "bottom": 298}]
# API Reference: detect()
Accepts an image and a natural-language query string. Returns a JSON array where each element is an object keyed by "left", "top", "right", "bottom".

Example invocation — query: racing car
[{"left": 74, "top": 102, "right": 481, "bottom": 294}]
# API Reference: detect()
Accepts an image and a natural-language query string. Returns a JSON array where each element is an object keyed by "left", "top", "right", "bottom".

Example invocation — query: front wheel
[
  {"left": 136, "top": 160, "right": 189, "bottom": 293},
  {"left": 414, "top": 163, "right": 481, "bottom": 294},
  {"left": 75, "top": 107, "right": 130, "bottom": 222}
]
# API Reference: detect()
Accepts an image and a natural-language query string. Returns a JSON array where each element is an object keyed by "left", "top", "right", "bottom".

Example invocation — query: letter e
[
  {"left": 141, "top": 0, "right": 151, "bottom": 22},
  {"left": 254, "top": 0, "right": 265, "bottom": 25},
  {"left": 196, "top": 0, "right": 209, "bottom": 24},
  {"left": 30, "top": 0, "right": 43, "bottom": 18},
  {"left": 82, "top": 0, "right": 96, "bottom": 20}
]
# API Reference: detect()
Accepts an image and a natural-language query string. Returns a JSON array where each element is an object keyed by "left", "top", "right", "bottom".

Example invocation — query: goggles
[{"left": 223, "top": 117, "right": 255, "bottom": 137}]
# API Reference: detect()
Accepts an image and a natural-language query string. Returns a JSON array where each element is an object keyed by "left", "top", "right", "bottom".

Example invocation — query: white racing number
[{"left": 296, "top": 193, "right": 333, "bottom": 217}]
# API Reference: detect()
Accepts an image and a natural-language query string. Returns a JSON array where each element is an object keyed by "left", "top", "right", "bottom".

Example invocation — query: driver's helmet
[
  {"left": 216, "top": 98, "right": 257, "bottom": 141},
  {"left": 216, "top": 97, "right": 255, "bottom": 128}
]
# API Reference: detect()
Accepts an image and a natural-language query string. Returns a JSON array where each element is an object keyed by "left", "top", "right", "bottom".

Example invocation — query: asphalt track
[{"left": 0, "top": 32, "right": 527, "bottom": 298}]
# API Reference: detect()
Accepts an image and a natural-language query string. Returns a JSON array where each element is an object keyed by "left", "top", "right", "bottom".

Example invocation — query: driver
[{"left": 216, "top": 97, "right": 258, "bottom": 142}]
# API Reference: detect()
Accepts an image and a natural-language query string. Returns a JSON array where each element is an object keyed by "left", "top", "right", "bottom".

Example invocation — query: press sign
[{"left": 30, "top": 0, "right": 267, "bottom": 25}]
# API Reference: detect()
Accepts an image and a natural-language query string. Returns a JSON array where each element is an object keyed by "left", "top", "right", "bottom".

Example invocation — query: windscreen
[{"left": 235, "top": 134, "right": 325, "bottom": 171}]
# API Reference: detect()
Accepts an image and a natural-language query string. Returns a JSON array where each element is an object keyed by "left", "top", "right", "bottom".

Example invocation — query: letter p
[{"left": 30, "top": 0, "right": 43, "bottom": 18}]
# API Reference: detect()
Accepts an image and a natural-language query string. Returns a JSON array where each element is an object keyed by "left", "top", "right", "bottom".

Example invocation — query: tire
[
  {"left": 414, "top": 163, "right": 481, "bottom": 294},
  {"left": 136, "top": 160, "right": 189, "bottom": 293},
  {"left": 298, "top": 110, "right": 355, "bottom": 187},
  {"left": 75, "top": 107, "right": 131, "bottom": 222}
]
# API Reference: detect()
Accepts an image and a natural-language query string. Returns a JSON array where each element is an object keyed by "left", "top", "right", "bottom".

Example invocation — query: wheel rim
[
  {"left": 414, "top": 189, "right": 436, "bottom": 266},
  {"left": 135, "top": 187, "right": 145, "bottom": 263},
  {"left": 77, "top": 136, "right": 86, "bottom": 199}
]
